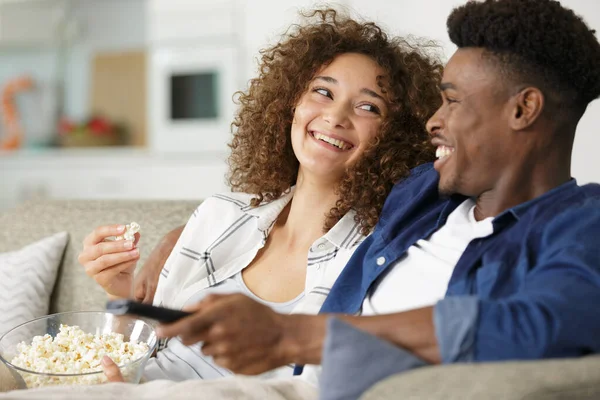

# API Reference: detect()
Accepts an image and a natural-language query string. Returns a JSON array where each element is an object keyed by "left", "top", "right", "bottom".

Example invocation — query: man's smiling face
[{"left": 426, "top": 48, "right": 518, "bottom": 197}]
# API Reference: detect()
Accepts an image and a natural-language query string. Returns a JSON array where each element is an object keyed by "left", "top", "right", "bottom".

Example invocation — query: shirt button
[
  {"left": 376, "top": 256, "right": 386, "bottom": 266},
  {"left": 318, "top": 243, "right": 326, "bottom": 250}
]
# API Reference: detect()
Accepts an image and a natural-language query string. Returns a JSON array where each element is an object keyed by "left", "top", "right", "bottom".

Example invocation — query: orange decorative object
[{"left": 1, "top": 76, "right": 34, "bottom": 150}]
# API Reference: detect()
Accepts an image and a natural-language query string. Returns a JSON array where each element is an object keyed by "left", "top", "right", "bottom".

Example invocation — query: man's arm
[
  {"left": 156, "top": 294, "right": 441, "bottom": 374},
  {"left": 281, "top": 307, "right": 440, "bottom": 367}
]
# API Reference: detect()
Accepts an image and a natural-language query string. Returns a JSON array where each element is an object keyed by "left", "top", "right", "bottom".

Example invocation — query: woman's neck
[{"left": 275, "top": 175, "right": 339, "bottom": 248}]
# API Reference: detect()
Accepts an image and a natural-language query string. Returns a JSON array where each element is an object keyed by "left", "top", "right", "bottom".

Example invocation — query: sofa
[{"left": 1, "top": 199, "right": 599, "bottom": 399}]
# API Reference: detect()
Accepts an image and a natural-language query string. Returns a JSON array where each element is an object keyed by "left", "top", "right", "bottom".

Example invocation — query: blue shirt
[{"left": 320, "top": 163, "right": 600, "bottom": 363}]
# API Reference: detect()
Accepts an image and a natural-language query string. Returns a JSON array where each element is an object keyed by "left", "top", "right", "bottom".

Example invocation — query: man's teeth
[
  {"left": 313, "top": 132, "right": 352, "bottom": 150},
  {"left": 436, "top": 146, "right": 454, "bottom": 159}
]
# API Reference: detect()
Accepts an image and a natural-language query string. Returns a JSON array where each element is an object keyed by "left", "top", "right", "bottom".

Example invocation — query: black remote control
[{"left": 106, "top": 299, "right": 192, "bottom": 323}]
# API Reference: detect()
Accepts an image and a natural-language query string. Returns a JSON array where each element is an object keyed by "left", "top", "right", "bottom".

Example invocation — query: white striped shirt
[{"left": 148, "top": 187, "right": 366, "bottom": 382}]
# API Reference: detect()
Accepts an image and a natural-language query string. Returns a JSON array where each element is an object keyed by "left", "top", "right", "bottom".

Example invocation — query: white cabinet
[
  {"left": 0, "top": 148, "right": 229, "bottom": 211},
  {"left": 0, "top": 0, "right": 64, "bottom": 47},
  {"left": 147, "top": 0, "right": 239, "bottom": 44}
]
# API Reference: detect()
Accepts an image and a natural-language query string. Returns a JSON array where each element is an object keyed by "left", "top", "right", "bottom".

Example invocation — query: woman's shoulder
[
  {"left": 190, "top": 192, "right": 256, "bottom": 224},
  {"left": 203, "top": 192, "right": 256, "bottom": 210}
]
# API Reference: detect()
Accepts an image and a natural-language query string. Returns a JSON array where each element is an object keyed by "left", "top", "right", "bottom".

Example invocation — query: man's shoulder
[
  {"left": 378, "top": 163, "right": 440, "bottom": 225},
  {"left": 389, "top": 163, "right": 437, "bottom": 195},
  {"left": 532, "top": 183, "right": 600, "bottom": 243},
  {"left": 546, "top": 182, "right": 600, "bottom": 216}
]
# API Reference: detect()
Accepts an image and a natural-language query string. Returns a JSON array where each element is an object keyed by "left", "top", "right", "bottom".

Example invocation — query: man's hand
[
  {"left": 133, "top": 225, "right": 184, "bottom": 303},
  {"left": 101, "top": 356, "right": 125, "bottom": 383},
  {"left": 156, "top": 294, "right": 327, "bottom": 375}
]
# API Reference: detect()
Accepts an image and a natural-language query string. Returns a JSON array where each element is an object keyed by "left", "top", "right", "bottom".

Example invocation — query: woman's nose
[{"left": 323, "top": 103, "right": 351, "bottom": 129}]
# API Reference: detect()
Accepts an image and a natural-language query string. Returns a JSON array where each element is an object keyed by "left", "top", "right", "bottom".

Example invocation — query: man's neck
[{"left": 473, "top": 157, "right": 572, "bottom": 221}]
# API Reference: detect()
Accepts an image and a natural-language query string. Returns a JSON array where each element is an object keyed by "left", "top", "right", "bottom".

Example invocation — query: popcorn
[
  {"left": 114, "top": 222, "right": 140, "bottom": 241},
  {"left": 10, "top": 324, "right": 149, "bottom": 388}
]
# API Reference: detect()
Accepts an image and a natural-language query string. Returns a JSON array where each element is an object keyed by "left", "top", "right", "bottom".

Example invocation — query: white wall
[
  {"left": 239, "top": 0, "right": 348, "bottom": 82},
  {"left": 345, "top": 0, "right": 600, "bottom": 184}
]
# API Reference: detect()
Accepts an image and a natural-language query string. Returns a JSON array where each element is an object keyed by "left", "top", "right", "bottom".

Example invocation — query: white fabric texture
[
  {"left": 0, "top": 232, "right": 69, "bottom": 335},
  {"left": 0, "top": 376, "right": 317, "bottom": 400},
  {"left": 144, "top": 271, "right": 305, "bottom": 381},
  {"left": 147, "top": 189, "right": 366, "bottom": 385},
  {"left": 362, "top": 198, "right": 494, "bottom": 316}
]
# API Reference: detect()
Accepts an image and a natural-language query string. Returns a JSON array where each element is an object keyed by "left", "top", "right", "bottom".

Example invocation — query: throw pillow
[{"left": 0, "top": 232, "right": 69, "bottom": 335}]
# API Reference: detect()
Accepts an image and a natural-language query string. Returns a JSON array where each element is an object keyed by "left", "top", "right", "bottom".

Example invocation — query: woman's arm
[{"left": 133, "top": 225, "right": 185, "bottom": 303}]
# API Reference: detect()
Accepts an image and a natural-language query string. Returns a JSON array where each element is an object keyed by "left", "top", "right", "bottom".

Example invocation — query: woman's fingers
[
  {"left": 83, "top": 224, "right": 126, "bottom": 246},
  {"left": 79, "top": 240, "right": 136, "bottom": 265},
  {"left": 101, "top": 356, "right": 125, "bottom": 383},
  {"left": 84, "top": 249, "right": 140, "bottom": 278}
]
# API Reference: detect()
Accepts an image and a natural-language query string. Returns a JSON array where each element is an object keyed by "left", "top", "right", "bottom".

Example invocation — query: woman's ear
[{"left": 510, "top": 87, "right": 544, "bottom": 131}]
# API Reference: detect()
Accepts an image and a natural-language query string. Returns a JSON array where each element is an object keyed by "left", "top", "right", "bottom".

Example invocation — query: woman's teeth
[
  {"left": 436, "top": 145, "right": 454, "bottom": 159},
  {"left": 313, "top": 132, "right": 352, "bottom": 150}
]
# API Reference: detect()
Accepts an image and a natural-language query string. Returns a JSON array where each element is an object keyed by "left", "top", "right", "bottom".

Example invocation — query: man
[
  {"left": 2, "top": 0, "right": 599, "bottom": 399},
  {"left": 151, "top": 0, "right": 600, "bottom": 393}
]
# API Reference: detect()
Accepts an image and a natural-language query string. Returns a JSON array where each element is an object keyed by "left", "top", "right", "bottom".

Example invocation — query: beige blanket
[{"left": 0, "top": 362, "right": 316, "bottom": 400}]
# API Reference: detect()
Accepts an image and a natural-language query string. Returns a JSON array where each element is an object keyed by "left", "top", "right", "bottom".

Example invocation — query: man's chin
[{"left": 437, "top": 179, "right": 456, "bottom": 198}]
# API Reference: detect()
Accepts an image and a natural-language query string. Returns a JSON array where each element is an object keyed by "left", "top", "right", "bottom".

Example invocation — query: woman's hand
[
  {"left": 79, "top": 224, "right": 140, "bottom": 299},
  {"left": 101, "top": 356, "right": 125, "bottom": 383},
  {"left": 133, "top": 225, "right": 184, "bottom": 304}
]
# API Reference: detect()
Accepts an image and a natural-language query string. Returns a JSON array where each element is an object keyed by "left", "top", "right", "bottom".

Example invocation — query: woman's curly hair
[{"left": 228, "top": 8, "right": 442, "bottom": 235}]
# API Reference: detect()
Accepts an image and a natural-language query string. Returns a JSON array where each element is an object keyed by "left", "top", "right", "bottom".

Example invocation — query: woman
[{"left": 79, "top": 8, "right": 442, "bottom": 382}]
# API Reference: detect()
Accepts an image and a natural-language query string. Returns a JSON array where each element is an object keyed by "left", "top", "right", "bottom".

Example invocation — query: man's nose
[{"left": 426, "top": 107, "right": 443, "bottom": 136}]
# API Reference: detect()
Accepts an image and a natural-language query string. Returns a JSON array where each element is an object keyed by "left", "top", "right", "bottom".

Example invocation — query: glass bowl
[{"left": 0, "top": 311, "right": 157, "bottom": 389}]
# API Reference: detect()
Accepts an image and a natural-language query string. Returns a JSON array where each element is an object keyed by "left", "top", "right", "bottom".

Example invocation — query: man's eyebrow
[
  {"left": 314, "top": 76, "right": 386, "bottom": 101},
  {"left": 439, "top": 82, "right": 457, "bottom": 91}
]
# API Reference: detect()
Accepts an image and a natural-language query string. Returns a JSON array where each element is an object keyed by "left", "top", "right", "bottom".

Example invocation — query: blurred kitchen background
[{"left": 0, "top": 0, "right": 598, "bottom": 211}]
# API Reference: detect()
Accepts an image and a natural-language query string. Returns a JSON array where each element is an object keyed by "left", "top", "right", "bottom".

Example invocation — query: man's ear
[{"left": 510, "top": 87, "right": 544, "bottom": 130}]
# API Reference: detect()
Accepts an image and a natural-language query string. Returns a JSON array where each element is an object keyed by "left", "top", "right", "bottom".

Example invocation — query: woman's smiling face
[{"left": 291, "top": 52, "right": 389, "bottom": 183}]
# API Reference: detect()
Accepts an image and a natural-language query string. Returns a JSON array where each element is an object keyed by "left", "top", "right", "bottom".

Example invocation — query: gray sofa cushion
[
  {"left": 360, "top": 355, "right": 600, "bottom": 400},
  {"left": 0, "top": 199, "right": 198, "bottom": 313}
]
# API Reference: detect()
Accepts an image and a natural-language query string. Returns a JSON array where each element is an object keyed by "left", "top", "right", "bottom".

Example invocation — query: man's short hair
[{"left": 447, "top": 0, "right": 600, "bottom": 116}]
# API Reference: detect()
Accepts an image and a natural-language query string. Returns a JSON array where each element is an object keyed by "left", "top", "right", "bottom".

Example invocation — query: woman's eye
[
  {"left": 314, "top": 88, "right": 332, "bottom": 98},
  {"left": 358, "top": 104, "right": 381, "bottom": 114}
]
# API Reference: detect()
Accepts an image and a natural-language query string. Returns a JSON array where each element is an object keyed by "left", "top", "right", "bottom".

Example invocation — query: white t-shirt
[
  {"left": 361, "top": 198, "right": 494, "bottom": 316},
  {"left": 297, "top": 199, "right": 495, "bottom": 386}
]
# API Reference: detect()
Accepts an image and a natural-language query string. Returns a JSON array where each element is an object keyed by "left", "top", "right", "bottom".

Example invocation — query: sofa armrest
[{"left": 360, "top": 356, "right": 600, "bottom": 400}]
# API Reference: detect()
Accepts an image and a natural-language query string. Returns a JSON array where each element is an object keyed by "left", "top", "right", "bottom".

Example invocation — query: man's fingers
[
  {"left": 212, "top": 347, "right": 275, "bottom": 375},
  {"left": 83, "top": 224, "right": 126, "bottom": 246},
  {"left": 101, "top": 356, "right": 125, "bottom": 383},
  {"left": 156, "top": 305, "right": 220, "bottom": 342}
]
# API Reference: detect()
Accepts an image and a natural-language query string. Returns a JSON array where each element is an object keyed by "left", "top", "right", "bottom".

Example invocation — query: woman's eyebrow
[{"left": 314, "top": 76, "right": 385, "bottom": 101}]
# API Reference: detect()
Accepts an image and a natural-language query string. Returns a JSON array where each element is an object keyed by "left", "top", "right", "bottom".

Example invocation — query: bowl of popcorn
[{"left": 0, "top": 311, "right": 157, "bottom": 388}]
